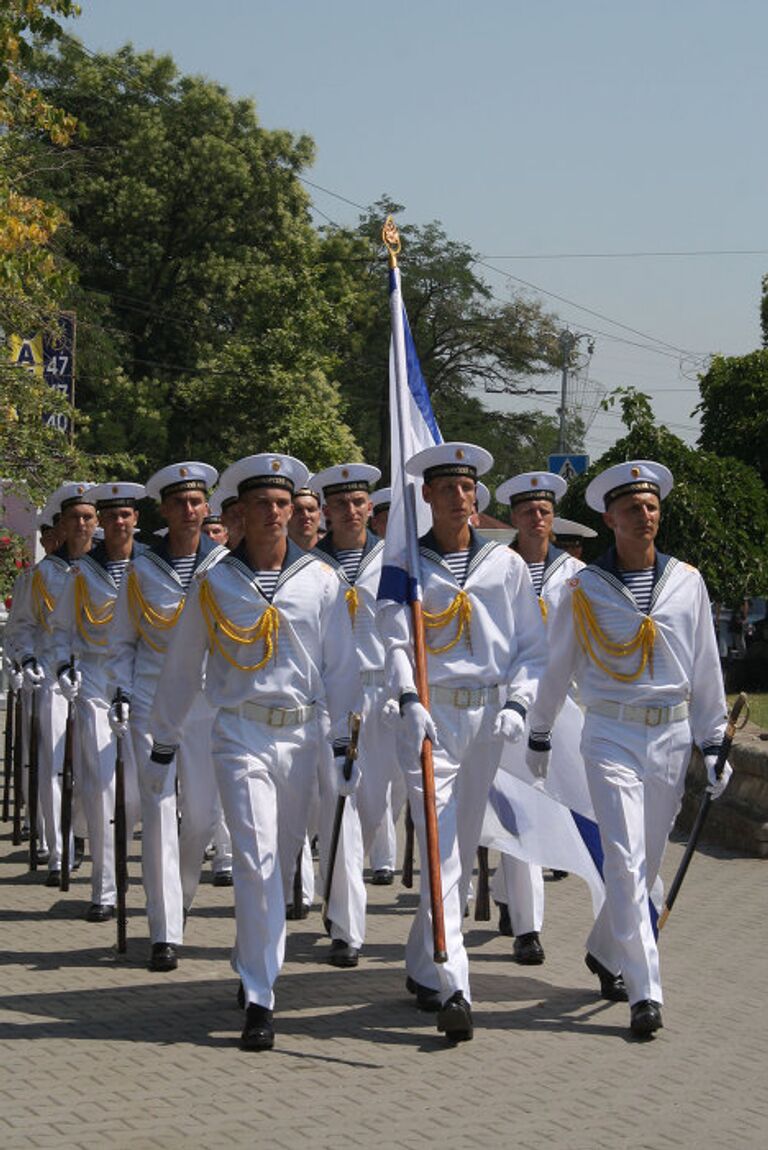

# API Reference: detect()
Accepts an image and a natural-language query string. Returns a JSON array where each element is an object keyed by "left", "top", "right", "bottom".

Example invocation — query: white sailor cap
[
  {"left": 475, "top": 481, "right": 491, "bottom": 514},
  {"left": 586, "top": 459, "right": 673, "bottom": 512},
  {"left": 207, "top": 485, "right": 239, "bottom": 518},
  {"left": 145, "top": 462, "right": 218, "bottom": 503},
  {"left": 36, "top": 501, "right": 57, "bottom": 531},
  {"left": 153, "top": 527, "right": 169, "bottom": 537},
  {"left": 496, "top": 471, "right": 567, "bottom": 508},
  {"left": 312, "top": 463, "right": 381, "bottom": 499},
  {"left": 92, "top": 526, "right": 105, "bottom": 541},
  {"left": 292, "top": 483, "right": 322, "bottom": 506},
  {"left": 90, "top": 481, "right": 146, "bottom": 510},
  {"left": 406, "top": 442, "right": 493, "bottom": 482},
  {"left": 51, "top": 482, "right": 98, "bottom": 515},
  {"left": 219, "top": 453, "right": 309, "bottom": 499},
  {"left": 370, "top": 486, "right": 392, "bottom": 513},
  {"left": 552, "top": 516, "right": 598, "bottom": 543}
]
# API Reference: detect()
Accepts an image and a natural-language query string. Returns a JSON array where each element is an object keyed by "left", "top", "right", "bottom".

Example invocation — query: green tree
[
  {"left": 696, "top": 350, "right": 768, "bottom": 485},
  {"left": 559, "top": 388, "right": 768, "bottom": 603},
  {"left": 32, "top": 41, "right": 360, "bottom": 474}
]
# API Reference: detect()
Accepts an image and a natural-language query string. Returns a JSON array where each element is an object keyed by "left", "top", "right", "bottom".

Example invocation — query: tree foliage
[
  {"left": 696, "top": 350, "right": 768, "bottom": 485},
  {"left": 559, "top": 388, "right": 768, "bottom": 603}
]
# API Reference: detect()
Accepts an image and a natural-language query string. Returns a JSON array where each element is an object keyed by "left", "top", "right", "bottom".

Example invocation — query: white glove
[
  {"left": 493, "top": 706, "right": 526, "bottom": 743},
  {"left": 108, "top": 695, "right": 131, "bottom": 737},
  {"left": 22, "top": 659, "right": 45, "bottom": 688},
  {"left": 526, "top": 731, "right": 552, "bottom": 780},
  {"left": 333, "top": 741, "right": 362, "bottom": 797},
  {"left": 57, "top": 666, "right": 81, "bottom": 702},
  {"left": 704, "top": 752, "right": 733, "bottom": 801},
  {"left": 9, "top": 666, "right": 24, "bottom": 692},
  {"left": 400, "top": 696, "right": 438, "bottom": 756},
  {"left": 381, "top": 697, "right": 400, "bottom": 727}
]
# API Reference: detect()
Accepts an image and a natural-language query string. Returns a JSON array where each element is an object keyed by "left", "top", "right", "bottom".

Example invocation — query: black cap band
[
  {"left": 604, "top": 480, "right": 660, "bottom": 508},
  {"left": 238, "top": 474, "right": 295, "bottom": 496},
  {"left": 423, "top": 463, "right": 477, "bottom": 483},
  {"left": 160, "top": 479, "right": 208, "bottom": 499}
]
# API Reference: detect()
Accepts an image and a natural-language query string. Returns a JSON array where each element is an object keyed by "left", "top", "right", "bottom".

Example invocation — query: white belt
[
  {"left": 429, "top": 684, "right": 500, "bottom": 709},
  {"left": 361, "top": 669, "right": 386, "bottom": 687},
  {"left": 588, "top": 699, "right": 689, "bottom": 727},
  {"left": 223, "top": 700, "right": 316, "bottom": 727}
]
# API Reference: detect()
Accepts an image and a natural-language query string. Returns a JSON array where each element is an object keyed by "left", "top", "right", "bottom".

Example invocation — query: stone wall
[{"left": 676, "top": 724, "right": 768, "bottom": 858}]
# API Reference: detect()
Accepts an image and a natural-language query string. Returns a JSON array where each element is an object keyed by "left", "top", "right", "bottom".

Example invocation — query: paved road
[{"left": 1, "top": 824, "right": 766, "bottom": 1150}]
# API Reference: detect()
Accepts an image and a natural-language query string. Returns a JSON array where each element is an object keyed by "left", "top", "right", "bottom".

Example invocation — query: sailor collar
[
  {"left": 590, "top": 546, "right": 677, "bottom": 612},
  {"left": 80, "top": 540, "right": 149, "bottom": 588},
  {"left": 148, "top": 530, "right": 224, "bottom": 585},
  {"left": 222, "top": 536, "right": 318, "bottom": 599},
  {"left": 419, "top": 525, "right": 499, "bottom": 581},
  {"left": 314, "top": 528, "right": 383, "bottom": 583}
]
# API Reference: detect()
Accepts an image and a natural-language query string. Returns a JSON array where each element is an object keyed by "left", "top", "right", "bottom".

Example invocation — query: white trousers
[
  {"left": 581, "top": 712, "right": 691, "bottom": 1006},
  {"left": 213, "top": 708, "right": 320, "bottom": 1010},
  {"left": 490, "top": 857, "right": 545, "bottom": 935},
  {"left": 211, "top": 797, "right": 232, "bottom": 875},
  {"left": 37, "top": 679, "right": 73, "bottom": 871},
  {"left": 76, "top": 659, "right": 140, "bottom": 906},
  {"left": 400, "top": 701, "right": 503, "bottom": 1005},
  {"left": 132, "top": 691, "right": 219, "bottom": 945}
]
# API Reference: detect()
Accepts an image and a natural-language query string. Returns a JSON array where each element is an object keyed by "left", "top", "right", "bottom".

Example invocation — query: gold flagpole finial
[{"left": 382, "top": 215, "right": 401, "bottom": 268}]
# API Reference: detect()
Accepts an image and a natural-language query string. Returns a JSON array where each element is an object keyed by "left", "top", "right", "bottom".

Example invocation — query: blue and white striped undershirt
[
  {"left": 105, "top": 558, "right": 130, "bottom": 589},
  {"left": 254, "top": 570, "right": 280, "bottom": 602},
  {"left": 619, "top": 568, "right": 655, "bottom": 614},
  {"left": 443, "top": 550, "right": 470, "bottom": 587},
  {"left": 526, "top": 560, "right": 546, "bottom": 596},
  {"left": 335, "top": 547, "right": 363, "bottom": 583},
  {"left": 169, "top": 554, "right": 197, "bottom": 592}
]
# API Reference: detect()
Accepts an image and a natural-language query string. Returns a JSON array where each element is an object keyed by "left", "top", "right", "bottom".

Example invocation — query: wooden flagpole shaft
[{"left": 411, "top": 600, "right": 447, "bottom": 963}]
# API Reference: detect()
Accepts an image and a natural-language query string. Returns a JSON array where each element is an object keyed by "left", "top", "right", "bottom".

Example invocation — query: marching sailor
[
  {"left": 378, "top": 443, "right": 547, "bottom": 1041},
  {"left": 49, "top": 482, "right": 146, "bottom": 921},
  {"left": 526, "top": 460, "right": 732, "bottom": 1037},
  {"left": 109, "top": 462, "right": 226, "bottom": 971},
  {"left": 490, "top": 471, "right": 583, "bottom": 963},
  {"left": 312, "top": 462, "right": 400, "bottom": 962},
  {"left": 12, "top": 483, "right": 97, "bottom": 884},
  {"left": 147, "top": 453, "right": 362, "bottom": 1050}
]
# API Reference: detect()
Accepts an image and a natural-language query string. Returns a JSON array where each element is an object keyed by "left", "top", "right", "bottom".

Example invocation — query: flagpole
[{"left": 383, "top": 218, "right": 447, "bottom": 964}]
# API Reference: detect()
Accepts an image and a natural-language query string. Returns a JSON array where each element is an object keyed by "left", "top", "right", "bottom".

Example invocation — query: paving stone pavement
[{"left": 0, "top": 821, "right": 766, "bottom": 1150}]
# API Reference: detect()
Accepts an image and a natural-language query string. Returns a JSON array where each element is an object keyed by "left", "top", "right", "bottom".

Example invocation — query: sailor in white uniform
[
  {"left": 526, "top": 460, "right": 732, "bottom": 1037},
  {"left": 108, "top": 462, "right": 226, "bottom": 971},
  {"left": 490, "top": 471, "right": 583, "bottom": 963},
  {"left": 50, "top": 482, "right": 146, "bottom": 920},
  {"left": 378, "top": 443, "right": 547, "bottom": 1041},
  {"left": 147, "top": 453, "right": 362, "bottom": 1051}
]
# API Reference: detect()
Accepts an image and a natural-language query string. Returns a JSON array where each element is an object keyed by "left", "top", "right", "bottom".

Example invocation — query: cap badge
[
  {"left": 631, "top": 466, "right": 640, "bottom": 478},
  {"left": 531, "top": 477, "right": 539, "bottom": 487},
  {"left": 180, "top": 467, "right": 188, "bottom": 477},
  {"left": 77, "top": 485, "right": 85, "bottom": 494},
  {"left": 455, "top": 448, "right": 464, "bottom": 460},
  {"left": 111, "top": 485, "right": 119, "bottom": 495},
  {"left": 271, "top": 460, "right": 281, "bottom": 472},
  {"left": 341, "top": 467, "right": 349, "bottom": 478}
]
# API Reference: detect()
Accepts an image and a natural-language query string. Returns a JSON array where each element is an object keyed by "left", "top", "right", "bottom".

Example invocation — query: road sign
[{"left": 548, "top": 453, "right": 589, "bottom": 481}]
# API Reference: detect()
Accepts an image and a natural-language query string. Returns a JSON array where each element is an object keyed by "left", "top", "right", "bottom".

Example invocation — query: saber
[
  {"left": 401, "top": 801, "right": 415, "bottom": 888},
  {"left": 658, "top": 692, "right": 747, "bottom": 931},
  {"left": 322, "top": 712, "right": 361, "bottom": 932}
]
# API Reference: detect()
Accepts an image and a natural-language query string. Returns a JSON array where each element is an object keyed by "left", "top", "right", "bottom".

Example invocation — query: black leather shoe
[
  {"left": 497, "top": 902, "right": 514, "bottom": 937},
  {"left": 285, "top": 901, "right": 311, "bottom": 920},
  {"left": 241, "top": 1003, "right": 275, "bottom": 1051},
  {"left": 630, "top": 999, "right": 663, "bottom": 1037},
  {"left": 86, "top": 903, "right": 115, "bottom": 923},
  {"left": 149, "top": 943, "right": 178, "bottom": 972},
  {"left": 212, "top": 871, "right": 233, "bottom": 887},
  {"left": 371, "top": 868, "right": 395, "bottom": 886},
  {"left": 405, "top": 975, "right": 442, "bottom": 1013},
  {"left": 549, "top": 869, "right": 569, "bottom": 880},
  {"left": 72, "top": 837, "right": 85, "bottom": 871},
  {"left": 585, "top": 952, "right": 629, "bottom": 1002},
  {"left": 45, "top": 869, "right": 61, "bottom": 887},
  {"left": 513, "top": 931, "right": 545, "bottom": 965},
  {"left": 437, "top": 992, "right": 474, "bottom": 1042},
  {"left": 37, "top": 848, "right": 50, "bottom": 865},
  {"left": 328, "top": 939, "right": 359, "bottom": 968}
]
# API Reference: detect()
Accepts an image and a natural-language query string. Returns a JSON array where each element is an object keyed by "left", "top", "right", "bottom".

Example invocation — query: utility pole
[{"left": 557, "top": 329, "right": 594, "bottom": 453}]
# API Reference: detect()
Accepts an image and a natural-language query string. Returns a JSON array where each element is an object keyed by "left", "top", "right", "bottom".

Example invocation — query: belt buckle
[
  {"left": 268, "top": 708, "right": 286, "bottom": 728},
  {"left": 645, "top": 705, "right": 663, "bottom": 727},
  {"left": 454, "top": 687, "right": 471, "bottom": 708}
]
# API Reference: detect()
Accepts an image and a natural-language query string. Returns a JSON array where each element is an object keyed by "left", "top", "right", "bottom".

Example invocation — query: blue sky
[{"left": 63, "top": 1, "right": 768, "bottom": 462}]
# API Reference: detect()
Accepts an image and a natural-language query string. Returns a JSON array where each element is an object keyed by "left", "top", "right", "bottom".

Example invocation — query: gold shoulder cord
[
  {"left": 199, "top": 578, "right": 279, "bottom": 672},
  {"left": 538, "top": 596, "right": 548, "bottom": 622},
  {"left": 572, "top": 586, "right": 656, "bottom": 682},
  {"left": 127, "top": 568, "right": 184, "bottom": 654},
  {"left": 32, "top": 569, "right": 55, "bottom": 631},
  {"left": 345, "top": 586, "right": 359, "bottom": 623},
  {"left": 423, "top": 590, "right": 473, "bottom": 655},
  {"left": 75, "top": 571, "right": 114, "bottom": 647}
]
